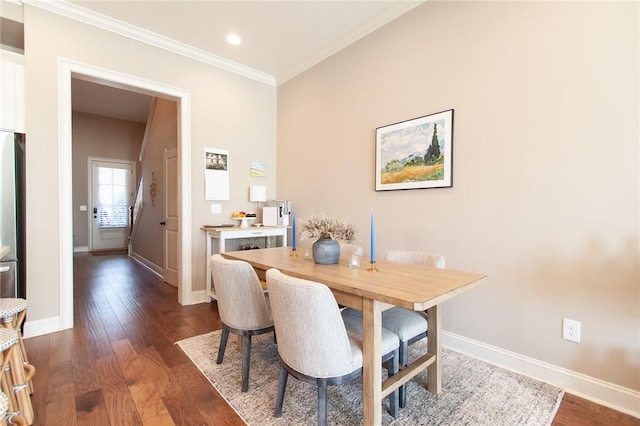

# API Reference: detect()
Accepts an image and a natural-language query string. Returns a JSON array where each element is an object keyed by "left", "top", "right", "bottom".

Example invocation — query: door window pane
[{"left": 97, "top": 167, "right": 128, "bottom": 228}]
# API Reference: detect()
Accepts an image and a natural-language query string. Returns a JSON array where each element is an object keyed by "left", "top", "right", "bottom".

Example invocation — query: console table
[{"left": 202, "top": 226, "right": 288, "bottom": 301}]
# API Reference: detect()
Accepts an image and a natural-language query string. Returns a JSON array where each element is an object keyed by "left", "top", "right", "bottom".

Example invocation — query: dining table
[{"left": 222, "top": 246, "right": 487, "bottom": 425}]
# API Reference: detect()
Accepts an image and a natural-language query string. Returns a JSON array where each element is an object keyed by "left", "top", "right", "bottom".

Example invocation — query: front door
[{"left": 90, "top": 159, "right": 134, "bottom": 251}]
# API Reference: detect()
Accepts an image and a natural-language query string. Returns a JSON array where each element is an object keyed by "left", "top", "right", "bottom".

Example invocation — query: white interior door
[
  {"left": 163, "top": 147, "right": 179, "bottom": 286},
  {"left": 90, "top": 159, "right": 134, "bottom": 251}
]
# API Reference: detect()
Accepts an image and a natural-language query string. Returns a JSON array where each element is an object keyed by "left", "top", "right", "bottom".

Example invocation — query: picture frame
[
  {"left": 204, "top": 147, "right": 230, "bottom": 200},
  {"left": 250, "top": 160, "right": 266, "bottom": 177},
  {"left": 375, "top": 109, "right": 453, "bottom": 191}
]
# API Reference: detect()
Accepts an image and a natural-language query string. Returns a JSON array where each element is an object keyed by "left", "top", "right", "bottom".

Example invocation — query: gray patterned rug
[{"left": 177, "top": 331, "right": 563, "bottom": 425}]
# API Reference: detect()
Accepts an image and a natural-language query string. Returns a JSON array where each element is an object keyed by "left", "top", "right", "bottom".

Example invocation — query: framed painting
[
  {"left": 250, "top": 160, "right": 266, "bottom": 177},
  {"left": 375, "top": 109, "right": 453, "bottom": 191},
  {"left": 204, "top": 147, "right": 230, "bottom": 200}
]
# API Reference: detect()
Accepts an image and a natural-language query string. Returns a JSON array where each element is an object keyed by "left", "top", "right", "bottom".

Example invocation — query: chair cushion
[
  {"left": 341, "top": 310, "right": 400, "bottom": 356},
  {"left": 342, "top": 307, "right": 427, "bottom": 343},
  {"left": 382, "top": 307, "right": 427, "bottom": 341},
  {"left": 0, "top": 391, "right": 7, "bottom": 417},
  {"left": 0, "top": 328, "right": 19, "bottom": 352},
  {"left": 0, "top": 298, "right": 28, "bottom": 319}
]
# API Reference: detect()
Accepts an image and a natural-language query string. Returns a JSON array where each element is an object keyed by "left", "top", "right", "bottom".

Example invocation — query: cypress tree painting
[
  {"left": 375, "top": 109, "right": 453, "bottom": 191},
  {"left": 424, "top": 123, "right": 441, "bottom": 165}
]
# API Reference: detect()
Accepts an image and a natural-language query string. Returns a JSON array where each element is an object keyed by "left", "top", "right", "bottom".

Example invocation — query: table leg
[
  {"left": 362, "top": 298, "right": 382, "bottom": 426},
  {"left": 426, "top": 304, "right": 442, "bottom": 393},
  {"left": 206, "top": 232, "right": 213, "bottom": 302}
]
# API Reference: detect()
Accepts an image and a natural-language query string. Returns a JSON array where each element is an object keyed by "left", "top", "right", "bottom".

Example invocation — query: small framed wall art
[
  {"left": 375, "top": 109, "right": 453, "bottom": 191},
  {"left": 250, "top": 160, "right": 266, "bottom": 177}
]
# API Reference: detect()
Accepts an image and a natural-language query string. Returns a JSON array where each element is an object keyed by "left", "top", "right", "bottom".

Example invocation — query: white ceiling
[
  {"left": 63, "top": 0, "right": 422, "bottom": 123},
  {"left": 72, "top": 78, "right": 153, "bottom": 123}
]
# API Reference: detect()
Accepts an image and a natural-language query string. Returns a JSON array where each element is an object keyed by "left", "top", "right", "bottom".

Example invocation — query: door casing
[{"left": 56, "top": 59, "right": 193, "bottom": 333}]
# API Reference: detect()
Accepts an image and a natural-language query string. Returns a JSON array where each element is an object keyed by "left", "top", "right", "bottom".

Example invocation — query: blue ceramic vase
[{"left": 312, "top": 238, "right": 340, "bottom": 264}]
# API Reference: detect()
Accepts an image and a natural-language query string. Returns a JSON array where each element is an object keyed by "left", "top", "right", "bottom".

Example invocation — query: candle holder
[
  {"left": 290, "top": 248, "right": 299, "bottom": 257},
  {"left": 367, "top": 261, "right": 379, "bottom": 272}
]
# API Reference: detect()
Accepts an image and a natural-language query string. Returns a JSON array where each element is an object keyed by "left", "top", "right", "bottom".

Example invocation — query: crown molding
[{"left": 23, "top": 0, "right": 277, "bottom": 86}]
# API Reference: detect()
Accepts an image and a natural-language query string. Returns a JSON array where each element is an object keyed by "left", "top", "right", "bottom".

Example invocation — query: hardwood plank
[
  {"left": 76, "top": 389, "right": 111, "bottom": 426},
  {"left": 137, "top": 346, "right": 212, "bottom": 425},
  {"left": 79, "top": 295, "right": 118, "bottom": 359},
  {"left": 149, "top": 330, "right": 192, "bottom": 369},
  {"left": 136, "top": 346, "right": 172, "bottom": 392},
  {"left": 165, "top": 360, "right": 245, "bottom": 426},
  {"left": 24, "top": 334, "right": 50, "bottom": 425},
  {"left": 95, "top": 355, "right": 142, "bottom": 426},
  {"left": 44, "top": 382, "right": 76, "bottom": 426},
  {"left": 111, "top": 339, "right": 175, "bottom": 426},
  {"left": 70, "top": 309, "right": 102, "bottom": 396},
  {"left": 47, "top": 329, "right": 73, "bottom": 366},
  {"left": 183, "top": 303, "right": 224, "bottom": 336},
  {"left": 46, "top": 359, "right": 73, "bottom": 393},
  {"left": 551, "top": 393, "right": 640, "bottom": 426}
]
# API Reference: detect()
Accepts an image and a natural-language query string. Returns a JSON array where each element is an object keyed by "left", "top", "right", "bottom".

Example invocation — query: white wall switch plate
[{"left": 211, "top": 203, "right": 222, "bottom": 214}]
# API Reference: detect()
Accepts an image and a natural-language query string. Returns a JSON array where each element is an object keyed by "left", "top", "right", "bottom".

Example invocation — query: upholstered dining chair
[
  {"left": 342, "top": 249, "right": 445, "bottom": 407},
  {"left": 210, "top": 254, "right": 275, "bottom": 392},
  {"left": 266, "top": 269, "right": 400, "bottom": 425}
]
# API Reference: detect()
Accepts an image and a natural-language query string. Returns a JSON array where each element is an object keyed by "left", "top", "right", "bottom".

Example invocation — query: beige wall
[
  {"left": 23, "top": 6, "right": 277, "bottom": 320},
  {"left": 132, "top": 98, "right": 177, "bottom": 268},
  {"left": 71, "top": 111, "right": 144, "bottom": 248},
  {"left": 277, "top": 1, "right": 639, "bottom": 391}
]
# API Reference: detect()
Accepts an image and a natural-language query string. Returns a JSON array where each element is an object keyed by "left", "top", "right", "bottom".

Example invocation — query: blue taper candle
[
  {"left": 291, "top": 211, "right": 296, "bottom": 250},
  {"left": 370, "top": 209, "right": 375, "bottom": 262}
]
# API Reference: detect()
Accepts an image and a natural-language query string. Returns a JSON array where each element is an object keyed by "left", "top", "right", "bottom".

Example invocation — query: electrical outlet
[{"left": 562, "top": 318, "right": 581, "bottom": 343}]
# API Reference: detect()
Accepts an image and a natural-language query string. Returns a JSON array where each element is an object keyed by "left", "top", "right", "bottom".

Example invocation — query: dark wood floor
[{"left": 23, "top": 251, "right": 638, "bottom": 425}]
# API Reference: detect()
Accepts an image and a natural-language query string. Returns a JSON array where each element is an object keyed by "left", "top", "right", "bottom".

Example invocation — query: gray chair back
[
  {"left": 210, "top": 254, "right": 272, "bottom": 331},
  {"left": 266, "top": 268, "right": 362, "bottom": 378},
  {"left": 385, "top": 249, "right": 445, "bottom": 269}
]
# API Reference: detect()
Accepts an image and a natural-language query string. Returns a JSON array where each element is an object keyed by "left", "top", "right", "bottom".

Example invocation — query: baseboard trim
[
  {"left": 443, "top": 331, "right": 640, "bottom": 418},
  {"left": 129, "top": 251, "right": 163, "bottom": 278},
  {"left": 23, "top": 315, "right": 65, "bottom": 338},
  {"left": 190, "top": 289, "right": 208, "bottom": 305},
  {"left": 73, "top": 246, "right": 89, "bottom": 253}
]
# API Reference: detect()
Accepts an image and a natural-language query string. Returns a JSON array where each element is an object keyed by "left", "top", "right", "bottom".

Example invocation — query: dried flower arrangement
[{"left": 299, "top": 215, "right": 358, "bottom": 243}]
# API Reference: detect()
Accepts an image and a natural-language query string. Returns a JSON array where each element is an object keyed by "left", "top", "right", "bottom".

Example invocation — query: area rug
[{"left": 177, "top": 331, "right": 563, "bottom": 425}]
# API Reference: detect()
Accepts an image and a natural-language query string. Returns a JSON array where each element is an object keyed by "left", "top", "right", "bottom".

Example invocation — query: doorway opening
[{"left": 58, "top": 59, "right": 193, "bottom": 331}]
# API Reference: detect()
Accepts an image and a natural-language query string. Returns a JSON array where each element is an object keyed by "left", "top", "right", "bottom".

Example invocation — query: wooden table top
[{"left": 222, "top": 247, "right": 487, "bottom": 311}]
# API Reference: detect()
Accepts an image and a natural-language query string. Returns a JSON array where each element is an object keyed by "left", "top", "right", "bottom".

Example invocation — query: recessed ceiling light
[{"left": 226, "top": 34, "right": 242, "bottom": 46}]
